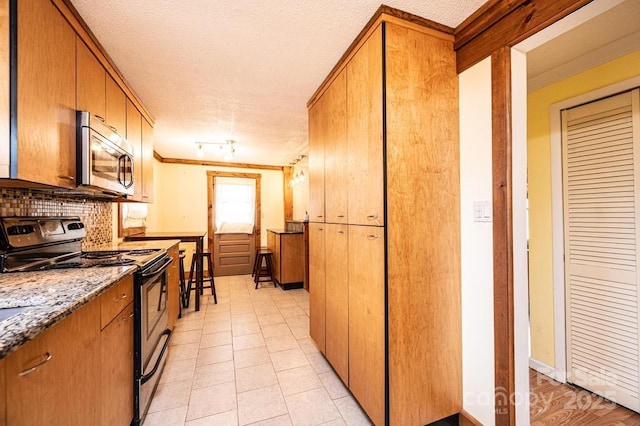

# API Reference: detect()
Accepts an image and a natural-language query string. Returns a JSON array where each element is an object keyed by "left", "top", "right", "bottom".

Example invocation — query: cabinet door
[
  {"left": 324, "top": 223, "right": 349, "bottom": 383},
  {"left": 76, "top": 38, "right": 106, "bottom": 119},
  {"left": 141, "top": 117, "right": 154, "bottom": 202},
  {"left": 309, "top": 223, "right": 326, "bottom": 353},
  {"left": 167, "top": 244, "right": 180, "bottom": 329},
  {"left": 16, "top": 0, "right": 76, "bottom": 188},
  {"left": 348, "top": 225, "right": 385, "bottom": 425},
  {"left": 323, "top": 70, "right": 348, "bottom": 224},
  {"left": 6, "top": 298, "right": 101, "bottom": 425},
  {"left": 101, "top": 302, "right": 134, "bottom": 426},
  {"left": 347, "top": 26, "right": 384, "bottom": 226},
  {"left": 126, "top": 99, "right": 143, "bottom": 201},
  {"left": 105, "top": 75, "right": 127, "bottom": 137},
  {"left": 308, "top": 96, "right": 325, "bottom": 222}
]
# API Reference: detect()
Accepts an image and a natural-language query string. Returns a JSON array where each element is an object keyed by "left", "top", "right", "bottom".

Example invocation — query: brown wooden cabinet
[
  {"left": 267, "top": 230, "right": 304, "bottom": 289},
  {"left": 323, "top": 70, "right": 348, "bottom": 224},
  {"left": 167, "top": 243, "right": 180, "bottom": 329},
  {"left": 101, "top": 302, "right": 134, "bottom": 426},
  {"left": 141, "top": 117, "right": 154, "bottom": 202},
  {"left": 5, "top": 295, "right": 101, "bottom": 425},
  {"left": 126, "top": 99, "right": 143, "bottom": 201},
  {"left": 309, "top": 223, "right": 326, "bottom": 354},
  {"left": 307, "top": 15, "right": 460, "bottom": 426},
  {"left": 347, "top": 27, "right": 384, "bottom": 226},
  {"left": 324, "top": 223, "right": 349, "bottom": 384},
  {"left": 348, "top": 225, "right": 385, "bottom": 426},
  {"left": 13, "top": 0, "right": 76, "bottom": 188},
  {"left": 76, "top": 37, "right": 106, "bottom": 119},
  {"left": 308, "top": 96, "right": 325, "bottom": 223},
  {"left": 2, "top": 274, "right": 136, "bottom": 426},
  {"left": 105, "top": 75, "right": 127, "bottom": 137}
]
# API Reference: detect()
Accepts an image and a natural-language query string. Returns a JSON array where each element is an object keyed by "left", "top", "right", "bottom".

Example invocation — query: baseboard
[
  {"left": 458, "top": 410, "right": 483, "bottom": 426},
  {"left": 529, "top": 357, "right": 565, "bottom": 383}
]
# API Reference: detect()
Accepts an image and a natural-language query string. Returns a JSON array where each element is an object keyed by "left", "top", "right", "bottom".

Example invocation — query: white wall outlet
[{"left": 473, "top": 200, "right": 492, "bottom": 222}]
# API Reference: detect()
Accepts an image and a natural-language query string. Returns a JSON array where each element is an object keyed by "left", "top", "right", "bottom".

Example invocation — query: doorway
[{"left": 207, "top": 171, "right": 261, "bottom": 276}]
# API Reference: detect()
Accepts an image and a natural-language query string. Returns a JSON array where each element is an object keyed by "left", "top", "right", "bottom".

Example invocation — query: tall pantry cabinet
[{"left": 307, "top": 9, "right": 460, "bottom": 426}]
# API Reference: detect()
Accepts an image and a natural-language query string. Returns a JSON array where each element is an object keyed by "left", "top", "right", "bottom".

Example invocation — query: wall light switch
[{"left": 473, "top": 200, "right": 492, "bottom": 222}]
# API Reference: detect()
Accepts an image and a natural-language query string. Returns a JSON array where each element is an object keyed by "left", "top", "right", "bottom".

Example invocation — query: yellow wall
[
  {"left": 528, "top": 50, "right": 640, "bottom": 367},
  {"left": 145, "top": 160, "right": 285, "bottom": 263}
]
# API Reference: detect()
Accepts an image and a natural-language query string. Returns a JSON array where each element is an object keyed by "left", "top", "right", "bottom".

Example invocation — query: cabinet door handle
[
  {"left": 58, "top": 175, "right": 75, "bottom": 181},
  {"left": 142, "top": 196, "right": 150, "bottom": 199},
  {"left": 122, "top": 312, "right": 134, "bottom": 322},
  {"left": 337, "top": 215, "right": 345, "bottom": 218},
  {"left": 19, "top": 352, "right": 52, "bottom": 376},
  {"left": 337, "top": 230, "right": 345, "bottom": 234},
  {"left": 114, "top": 293, "right": 128, "bottom": 302},
  {"left": 367, "top": 234, "right": 380, "bottom": 240},
  {"left": 367, "top": 215, "right": 378, "bottom": 219},
  {"left": 318, "top": 228, "right": 324, "bottom": 231},
  {"left": 317, "top": 215, "right": 323, "bottom": 218},
  {"left": 108, "top": 125, "right": 119, "bottom": 134},
  {"left": 95, "top": 115, "right": 105, "bottom": 122}
]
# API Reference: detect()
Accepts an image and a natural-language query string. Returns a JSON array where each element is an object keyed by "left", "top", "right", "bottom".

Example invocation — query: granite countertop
[
  {"left": 0, "top": 266, "right": 135, "bottom": 359},
  {"left": 267, "top": 228, "right": 303, "bottom": 235},
  {"left": 0, "top": 239, "right": 180, "bottom": 359}
]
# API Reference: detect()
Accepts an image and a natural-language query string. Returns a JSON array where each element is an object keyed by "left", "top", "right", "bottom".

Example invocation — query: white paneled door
[{"left": 563, "top": 88, "right": 640, "bottom": 412}]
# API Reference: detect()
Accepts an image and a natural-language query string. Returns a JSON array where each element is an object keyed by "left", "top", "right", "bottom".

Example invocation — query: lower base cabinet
[
  {"left": 101, "top": 303, "right": 134, "bottom": 426},
  {"left": 348, "top": 225, "right": 385, "bottom": 426},
  {"left": 309, "top": 224, "right": 326, "bottom": 354},
  {"left": 5, "top": 296, "right": 102, "bottom": 425},
  {"left": 1, "top": 274, "right": 134, "bottom": 426}
]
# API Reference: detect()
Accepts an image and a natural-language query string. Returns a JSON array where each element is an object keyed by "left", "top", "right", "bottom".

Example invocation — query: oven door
[{"left": 134, "top": 255, "right": 173, "bottom": 425}]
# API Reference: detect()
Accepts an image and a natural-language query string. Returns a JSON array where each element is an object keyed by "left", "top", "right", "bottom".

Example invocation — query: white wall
[
  {"left": 512, "top": 48, "right": 531, "bottom": 426},
  {"left": 459, "top": 57, "right": 496, "bottom": 425},
  {"left": 146, "top": 160, "right": 285, "bottom": 248}
]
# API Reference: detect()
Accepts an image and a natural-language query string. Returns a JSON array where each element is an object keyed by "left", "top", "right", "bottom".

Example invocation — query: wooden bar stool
[
  {"left": 185, "top": 250, "right": 217, "bottom": 305},
  {"left": 254, "top": 248, "right": 276, "bottom": 289},
  {"left": 252, "top": 246, "right": 268, "bottom": 278}
]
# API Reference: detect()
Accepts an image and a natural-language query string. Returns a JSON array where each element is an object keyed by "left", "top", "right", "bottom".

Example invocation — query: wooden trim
[
  {"left": 283, "top": 166, "right": 293, "bottom": 221},
  {"left": 306, "top": 5, "right": 453, "bottom": 109},
  {"left": 51, "top": 0, "right": 154, "bottom": 124},
  {"left": 156, "top": 153, "right": 284, "bottom": 171},
  {"left": 459, "top": 410, "right": 483, "bottom": 426},
  {"left": 206, "top": 171, "right": 261, "bottom": 256},
  {"left": 454, "top": 0, "right": 595, "bottom": 73},
  {"left": 492, "top": 46, "right": 515, "bottom": 426}
]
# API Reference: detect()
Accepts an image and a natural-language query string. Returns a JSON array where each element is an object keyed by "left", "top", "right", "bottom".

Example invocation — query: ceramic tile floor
[{"left": 145, "top": 275, "right": 373, "bottom": 426}]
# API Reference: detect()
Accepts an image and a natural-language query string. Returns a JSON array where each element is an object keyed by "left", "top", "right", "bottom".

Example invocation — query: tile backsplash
[{"left": 0, "top": 188, "right": 112, "bottom": 247}]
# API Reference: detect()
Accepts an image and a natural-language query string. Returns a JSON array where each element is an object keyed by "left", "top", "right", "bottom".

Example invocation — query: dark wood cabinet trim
[
  {"left": 491, "top": 46, "right": 515, "bottom": 426},
  {"left": 454, "top": 0, "right": 594, "bottom": 73}
]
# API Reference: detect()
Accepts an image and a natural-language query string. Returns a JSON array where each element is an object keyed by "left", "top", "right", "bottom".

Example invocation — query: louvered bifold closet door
[{"left": 563, "top": 88, "right": 640, "bottom": 412}]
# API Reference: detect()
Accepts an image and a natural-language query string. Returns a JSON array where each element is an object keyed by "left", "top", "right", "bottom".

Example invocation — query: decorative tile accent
[{"left": 0, "top": 188, "right": 112, "bottom": 247}]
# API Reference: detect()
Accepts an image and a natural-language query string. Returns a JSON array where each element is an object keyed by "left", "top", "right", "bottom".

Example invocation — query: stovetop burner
[{"left": 82, "top": 251, "right": 123, "bottom": 259}]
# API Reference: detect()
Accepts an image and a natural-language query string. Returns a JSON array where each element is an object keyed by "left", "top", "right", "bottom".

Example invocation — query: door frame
[
  {"left": 548, "top": 76, "right": 640, "bottom": 383},
  {"left": 206, "top": 171, "right": 262, "bottom": 258}
]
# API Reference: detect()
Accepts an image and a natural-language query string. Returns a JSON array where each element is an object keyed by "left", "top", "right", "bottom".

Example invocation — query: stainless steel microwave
[{"left": 76, "top": 111, "right": 134, "bottom": 197}]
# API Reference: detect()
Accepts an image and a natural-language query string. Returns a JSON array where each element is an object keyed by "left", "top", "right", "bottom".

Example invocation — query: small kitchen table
[{"left": 125, "top": 231, "right": 208, "bottom": 311}]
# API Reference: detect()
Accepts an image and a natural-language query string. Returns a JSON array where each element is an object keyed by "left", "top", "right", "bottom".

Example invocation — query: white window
[{"left": 214, "top": 177, "right": 256, "bottom": 234}]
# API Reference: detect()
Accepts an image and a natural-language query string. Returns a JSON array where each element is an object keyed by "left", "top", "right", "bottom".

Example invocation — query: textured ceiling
[{"left": 69, "top": 0, "right": 488, "bottom": 166}]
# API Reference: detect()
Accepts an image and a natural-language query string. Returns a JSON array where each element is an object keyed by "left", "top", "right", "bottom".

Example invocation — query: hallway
[{"left": 145, "top": 275, "right": 372, "bottom": 425}]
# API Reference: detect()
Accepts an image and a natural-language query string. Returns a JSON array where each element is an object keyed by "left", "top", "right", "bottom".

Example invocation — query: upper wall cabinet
[
  {"left": 9, "top": 0, "right": 77, "bottom": 188},
  {"left": 0, "top": 0, "right": 155, "bottom": 197},
  {"left": 141, "top": 117, "right": 154, "bottom": 202},
  {"left": 105, "top": 75, "right": 126, "bottom": 137},
  {"left": 126, "top": 99, "right": 143, "bottom": 201},
  {"left": 308, "top": 96, "right": 325, "bottom": 222},
  {"left": 77, "top": 38, "right": 106, "bottom": 120}
]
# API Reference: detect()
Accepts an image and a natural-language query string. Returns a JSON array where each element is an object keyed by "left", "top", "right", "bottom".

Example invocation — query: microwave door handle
[
  {"left": 125, "top": 156, "right": 134, "bottom": 189},
  {"left": 116, "top": 155, "right": 124, "bottom": 186}
]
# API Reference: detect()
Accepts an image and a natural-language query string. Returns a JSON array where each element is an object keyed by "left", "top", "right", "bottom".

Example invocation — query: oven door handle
[
  {"left": 140, "top": 328, "right": 172, "bottom": 384},
  {"left": 142, "top": 257, "right": 173, "bottom": 280}
]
